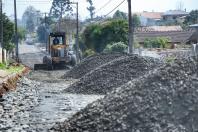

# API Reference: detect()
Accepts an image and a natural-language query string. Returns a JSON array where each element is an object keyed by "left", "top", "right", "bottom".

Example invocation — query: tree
[
  {"left": 81, "top": 19, "right": 128, "bottom": 53},
  {"left": 184, "top": 10, "right": 198, "bottom": 25},
  {"left": 37, "top": 25, "right": 47, "bottom": 43},
  {"left": 133, "top": 14, "right": 141, "bottom": 27},
  {"left": 22, "top": 6, "right": 39, "bottom": 32},
  {"left": 17, "top": 27, "right": 26, "bottom": 42},
  {"left": 113, "top": 10, "right": 127, "bottom": 20},
  {"left": 40, "top": 16, "right": 54, "bottom": 26},
  {"left": 2, "top": 13, "right": 15, "bottom": 52},
  {"left": 26, "top": 17, "right": 35, "bottom": 33},
  {"left": 50, "top": 0, "right": 72, "bottom": 19},
  {"left": 87, "top": 0, "right": 95, "bottom": 20}
]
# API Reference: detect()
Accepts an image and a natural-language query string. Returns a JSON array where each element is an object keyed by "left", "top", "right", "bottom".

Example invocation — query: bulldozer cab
[
  {"left": 49, "top": 32, "right": 65, "bottom": 45},
  {"left": 48, "top": 32, "right": 68, "bottom": 57}
]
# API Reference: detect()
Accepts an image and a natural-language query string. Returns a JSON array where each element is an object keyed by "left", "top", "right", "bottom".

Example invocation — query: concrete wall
[{"left": 0, "top": 48, "right": 7, "bottom": 63}]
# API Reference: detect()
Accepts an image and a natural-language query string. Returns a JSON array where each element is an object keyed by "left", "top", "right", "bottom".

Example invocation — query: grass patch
[
  {"left": 0, "top": 63, "right": 7, "bottom": 70},
  {"left": 0, "top": 63, "right": 24, "bottom": 74}
]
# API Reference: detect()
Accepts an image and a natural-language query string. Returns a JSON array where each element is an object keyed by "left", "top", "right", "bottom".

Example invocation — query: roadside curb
[{"left": 0, "top": 66, "right": 30, "bottom": 98}]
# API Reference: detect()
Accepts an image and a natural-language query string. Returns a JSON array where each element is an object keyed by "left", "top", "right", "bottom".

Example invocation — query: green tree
[
  {"left": 133, "top": 14, "right": 141, "bottom": 27},
  {"left": 113, "top": 10, "right": 127, "bottom": 20},
  {"left": 26, "top": 17, "right": 35, "bottom": 33},
  {"left": 37, "top": 25, "right": 47, "bottom": 43},
  {"left": 50, "top": 0, "right": 72, "bottom": 19},
  {"left": 81, "top": 19, "right": 128, "bottom": 53},
  {"left": 87, "top": 0, "right": 95, "bottom": 20},
  {"left": 17, "top": 27, "right": 26, "bottom": 42},
  {"left": 184, "top": 10, "right": 198, "bottom": 25},
  {"left": 40, "top": 16, "right": 54, "bottom": 25},
  {"left": 2, "top": 13, "right": 15, "bottom": 52}
]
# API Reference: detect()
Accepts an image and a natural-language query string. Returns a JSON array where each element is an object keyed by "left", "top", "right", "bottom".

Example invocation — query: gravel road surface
[{"left": 0, "top": 43, "right": 103, "bottom": 131}]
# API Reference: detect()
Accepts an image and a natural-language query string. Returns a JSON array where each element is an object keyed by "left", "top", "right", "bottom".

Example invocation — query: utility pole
[
  {"left": 14, "top": 0, "right": 19, "bottom": 61},
  {"left": 128, "top": 0, "right": 133, "bottom": 54},
  {"left": 67, "top": 2, "right": 80, "bottom": 62},
  {"left": 44, "top": 12, "right": 47, "bottom": 52},
  {"left": 76, "top": 2, "right": 80, "bottom": 62},
  {"left": 0, "top": 0, "right": 4, "bottom": 63},
  {"left": 59, "top": 2, "right": 63, "bottom": 32}
]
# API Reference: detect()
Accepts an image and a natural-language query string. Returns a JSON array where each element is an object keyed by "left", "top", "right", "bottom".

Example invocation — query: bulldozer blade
[{"left": 34, "top": 64, "right": 48, "bottom": 70}]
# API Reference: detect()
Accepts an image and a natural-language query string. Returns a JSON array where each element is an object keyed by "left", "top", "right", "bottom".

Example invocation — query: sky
[{"left": 2, "top": 0, "right": 198, "bottom": 20}]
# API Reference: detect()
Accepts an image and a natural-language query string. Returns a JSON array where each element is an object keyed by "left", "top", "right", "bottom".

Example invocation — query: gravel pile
[
  {"left": 63, "top": 53, "right": 128, "bottom": 79},
  {"left": 0, "top": 78, "right": 39, "bottom": 131},
  {"left": 51, "top": 58, "right": 198, "bottom": 132},
  {"left": 64, "top": 55, "right": 161, "bottom": 94}
]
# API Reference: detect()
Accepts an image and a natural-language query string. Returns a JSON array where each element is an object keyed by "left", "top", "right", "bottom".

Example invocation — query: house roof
[
  {"left": 163, "top": 10, "right": 189, "bottom": 16},
  {"left": 135, "top": 30, "right": 195, "bottom": 43},
  {"left": 136, "top": 26, "right": 183, "bottom": 32},
  {"left": 135, "top": 12, "right": 163, "bottom": 20}
]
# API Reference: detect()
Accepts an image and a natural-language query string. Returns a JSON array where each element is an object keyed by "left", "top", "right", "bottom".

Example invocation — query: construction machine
[{"left": 34, "top": 32, "right": 76, "bottom": 70}]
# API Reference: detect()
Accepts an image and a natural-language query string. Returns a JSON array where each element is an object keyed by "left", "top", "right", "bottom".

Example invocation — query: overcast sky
[{"left": 2, "top": 0, "right": 198, "bottom": 20}]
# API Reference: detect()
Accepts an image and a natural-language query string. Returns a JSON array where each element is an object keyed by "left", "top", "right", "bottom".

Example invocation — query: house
[
  {"left": 135, "top": 11, "right": 163, "bottom": 26},
  {"left": 162, "top": 10, "right": 189, "bottom": 24},
  {"left": 135, "top": 30, "right": 195, "bottom": 45},
  {"left": 135, "top": 10, "right": 189, "bottom": 26}
]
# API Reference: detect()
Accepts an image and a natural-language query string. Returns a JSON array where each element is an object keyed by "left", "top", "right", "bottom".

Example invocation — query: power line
[
  {"left": 95, "top": 0, "right": 113, "bottom": 14},
  {"left": 5, "top": 0, "right": 49, "bottom": 1},
  {"left": 92, "top": 0, "right": 126, "bottom": 24},
  {"left": 4, "top": 0, "right": 52, "bottom": 5},
  {"left": 104, "top": 0, "right": 126, "bottom": 17}
]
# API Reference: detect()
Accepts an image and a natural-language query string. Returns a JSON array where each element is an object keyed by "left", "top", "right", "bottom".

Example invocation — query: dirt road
[{"left": 0, "top": 43, "right": 103, "bottom": 131}]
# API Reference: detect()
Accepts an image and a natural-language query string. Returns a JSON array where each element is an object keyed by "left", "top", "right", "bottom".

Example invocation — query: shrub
[
  {"left": 83, "top": 49, "right": 95, "bottom": 57},
  {"left": 81, "top": 19, "right": 128, "bottom": 53},
  {"left": 144, "top": 37, "right": 170, "bottom": 48},
  {"left": 103, "top": 42, "right": 127, "bottom": 53}
]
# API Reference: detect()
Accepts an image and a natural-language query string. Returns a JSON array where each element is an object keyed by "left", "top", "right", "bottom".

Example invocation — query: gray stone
[{"left": 51, "top": 57, "right": 198, "bottom": 132}]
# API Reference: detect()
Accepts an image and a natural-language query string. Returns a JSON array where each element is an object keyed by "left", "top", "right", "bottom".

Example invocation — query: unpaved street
[
  {"left": 0, "top": 43, "right": 103, "bottom": 131},
  {"left": 19, "top": 43, "right": 45, "bottom": 69}
]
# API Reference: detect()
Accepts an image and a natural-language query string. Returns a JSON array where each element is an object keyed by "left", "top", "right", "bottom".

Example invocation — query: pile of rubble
[
  {"left": 51, "top": 57, "right": 198, "bottom": 132},
  {"left": 64, "top": 55, "right": 161, "bottom": 94},
  {"left": 63, "top": 53, "right": 128, "bottom": 79},
  {"left": 0, "top": 78, "right": 39, "bottom": 131}
]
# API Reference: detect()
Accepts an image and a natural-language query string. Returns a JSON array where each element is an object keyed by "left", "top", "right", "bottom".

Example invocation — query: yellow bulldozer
[{"left": 34, "top": 32, "right": 76, "bottom": 70}]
